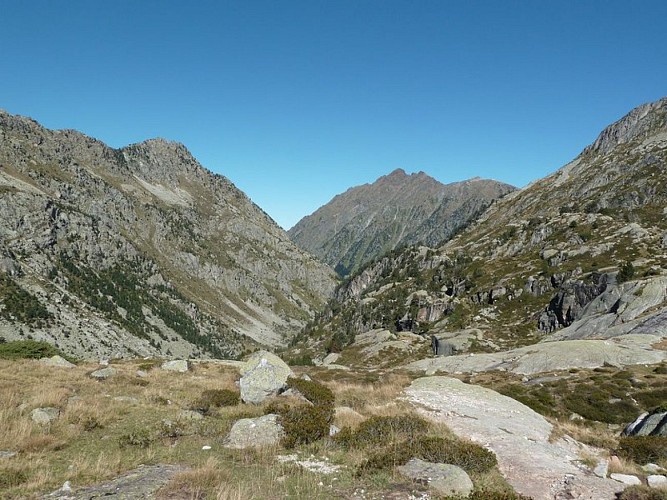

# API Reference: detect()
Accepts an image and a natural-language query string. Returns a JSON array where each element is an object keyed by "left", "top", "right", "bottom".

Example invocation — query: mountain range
[{"left": 288, "top": 169, "right": 514, "bottom": 276}]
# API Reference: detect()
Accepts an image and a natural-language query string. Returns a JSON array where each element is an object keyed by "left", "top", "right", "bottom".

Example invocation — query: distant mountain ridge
[
  {"left": 288, "top": 169, "right": 515, "bottom": 276},
  {"left": 0, "top": 110, "right": 337, "bottom": 359}
]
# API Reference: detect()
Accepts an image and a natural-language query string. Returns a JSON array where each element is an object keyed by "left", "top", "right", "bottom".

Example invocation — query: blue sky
[{"left": 1, "top": 1, "right": 666, "bottom": 229}]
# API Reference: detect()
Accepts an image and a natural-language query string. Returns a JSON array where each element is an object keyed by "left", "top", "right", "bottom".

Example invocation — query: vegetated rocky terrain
[
  {"left": 294, "top": 96, "right": 667, "bottom": 371},
  {"left": 288, "top": 168, "right": 515, "bottom": 277},
  {"left": 0, "top": 111, "right": 336, "bottom": 360}
]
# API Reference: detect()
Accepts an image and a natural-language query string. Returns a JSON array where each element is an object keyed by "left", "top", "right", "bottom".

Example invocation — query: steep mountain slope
[
  {"left": 288, "top": 169, "right": 515, "bottom": 276},
  {"left": 298, "top": 97, "right": 667, "bottom": 360},
  {"left": 0, "top": 111, "right": 336, "bottom": 359}
]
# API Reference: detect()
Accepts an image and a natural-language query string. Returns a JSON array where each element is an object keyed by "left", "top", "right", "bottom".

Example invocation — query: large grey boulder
[
  {"left": 622, "top": 408, "right": 667, "bottom": 437},
  {"left": 239, "top": 351, "right": 293, "bottom": 404},
  {"left": 397, "top": 458, "right": 473, "bottom": 497},
  {"left": 404, "top": 376, "right": 623, "bottom": 499},
  {"left": 31, "top": 407, "right": 60, "bottom": 425},
  {"left": 224, "top": 414, "right": 284, "bottom": 449}
]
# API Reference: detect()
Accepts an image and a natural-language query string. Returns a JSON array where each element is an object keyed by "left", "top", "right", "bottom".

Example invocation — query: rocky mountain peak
[
  {"left": 121, "top": 138, "right": 203, "bottom": 185},
  {"left": 585, "top": 97, "right": 667, "bottom": 155}
]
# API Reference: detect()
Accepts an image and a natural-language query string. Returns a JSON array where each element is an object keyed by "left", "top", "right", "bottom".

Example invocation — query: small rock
[
  {"left": 161, "top": 360, "right": 189, "bottom": 372},
  {"left": 202, "top": 445, "right": 212, "bottom": 451},
  {"left": 569, "top": 412, "right": 584, "bottom": 421},
  {"left": 322, "top": 353, "right": 340, "bottom": 365},
  {"left": 647, "top": 475, "right": 667, "bottom": 489},
  {"left": 610, "top": 473, "right": 641, "bottom": 485},
  {"left": 178, "top": 410, "right": 204, "bottom": 421},
  {"left": 224, "top": 414, "right": 284, "bottom": 449},
  {"left": 60, "top": 481, "right": 72, "bottom": 493},
  {"left": 280, "top": 387, "right": 311, "bottom": 404},
  {"left": 329, "top": 424, "right": 340, "bottom": 436},
  {"left": 31, "top": 407, "right": 60, "bottom": 425},
  {"left": 397, "top": 458, "right": 473, "bottom": 497},
  {"left": 90, "top": 367, "right": 117, "bottom": 380},
  {"left": 593, "top": 460, "right": 609, "bottom": 478},
  {"left": 0, "top": 451, "right": 17, "bottom": 459},
  {"left": 609, "top": 455, "right": 622, "bottom": 469},
  {"left": 99, "top": 359, "right": 110, "bottom": 366},
  {"left": 300, "top": 373, "right": 312, "bottom": 381},
  {"left": 643, "top": 463, "right": 665, "bottom": 474},
  {"left": 136, "top": 370, "right": 148, "bottom": 378},
  {"left": 40, "top": 355, "right": 75, "bottom": 368}
]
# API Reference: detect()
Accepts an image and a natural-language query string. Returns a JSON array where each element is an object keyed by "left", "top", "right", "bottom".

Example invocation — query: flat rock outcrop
[
  {"left": 405, "top": 335, "right": 666, "bottom": 375},
  {"left": 404, "top": 376, "right": 623, "bottom": 499}
]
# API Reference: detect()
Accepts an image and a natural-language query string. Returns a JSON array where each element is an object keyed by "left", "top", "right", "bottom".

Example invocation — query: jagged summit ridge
[{"left": 586, "top": 96, "right": 667, "bottom": 155}]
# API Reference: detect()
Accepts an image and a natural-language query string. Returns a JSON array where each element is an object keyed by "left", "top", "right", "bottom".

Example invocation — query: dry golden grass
[
  {"left": 325, "top": 372, "right": 413, "bottom": 411},
  {"left": 548, "top": 419, "right": 618, "bottom": 449},
  {"left": 609, "top": 455, "right": 644, "bottom": 476}
]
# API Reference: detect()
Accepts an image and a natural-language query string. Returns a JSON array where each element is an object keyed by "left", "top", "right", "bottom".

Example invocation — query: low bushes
[
  {"left": 0, "top": 340, "right": 70, "bottom": 361},
  {"left": 617, "top": 435, "right": 667, "bottom": 464},
  {"left": 334, "top": 413, "right": 497, "bottom": 476}
]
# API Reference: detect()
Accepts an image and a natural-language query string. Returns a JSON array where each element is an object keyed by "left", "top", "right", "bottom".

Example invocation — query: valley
[{"left": 1, "top": 97, "right": 667, "bottom": 499}]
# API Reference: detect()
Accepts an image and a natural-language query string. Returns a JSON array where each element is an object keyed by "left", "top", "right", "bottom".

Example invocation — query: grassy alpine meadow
[{"left": 0, "top": 347, "right": 665, "bottom": 498}]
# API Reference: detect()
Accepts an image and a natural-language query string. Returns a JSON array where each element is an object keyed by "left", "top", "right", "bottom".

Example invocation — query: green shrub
[
  {"left": 617, "top": 436, "right": 667, "bottom": 464},
  {"left": 286, "top": 377, "right": 335, "bottom": 409},
  {"left": 118, "top": 428, "right": 154, "bottom": 448},
  {"left": 273, "top": 404, "right": 331, "bottom": 449},
  {"left": 0, "top": 340, "right": 71, "bottom": 361},
  {"left": 653, "top": 364, "right": 667, "bottom": 375},
  {"left": 617, "top": 260, "right": 636, "bottom": 283}
]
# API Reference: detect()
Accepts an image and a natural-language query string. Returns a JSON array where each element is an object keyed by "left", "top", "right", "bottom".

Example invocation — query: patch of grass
[
  {"left": 117, "top": 427, "right": 154, "bottom": 448},
  {"left": 189, "top": 389, "right": 240, "bottom": 414},
  {"left": 336, "top": 414, "right": 430, "bottom": 449},
  {"left": 358, "top": 435, "right": 498, "bottom": 476},
  {"left": 617, "top": 485, "right": 667, "bottom": 500}
]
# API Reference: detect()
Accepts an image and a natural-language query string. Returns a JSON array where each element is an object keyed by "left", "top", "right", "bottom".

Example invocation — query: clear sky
[{"left": 1, "top": 1, "right": 666, "bottom": 229}]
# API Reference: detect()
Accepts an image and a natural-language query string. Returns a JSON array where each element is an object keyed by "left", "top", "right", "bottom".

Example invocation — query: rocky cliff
[
  {"left": 0, "top": 111, "right": 337, "bottom": 359},
  {"left": 298, "top": 97, "right": 667, "bottom": 357},
  {"left": 288, "top": 169, "right": 515, "bottom": 276}
]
